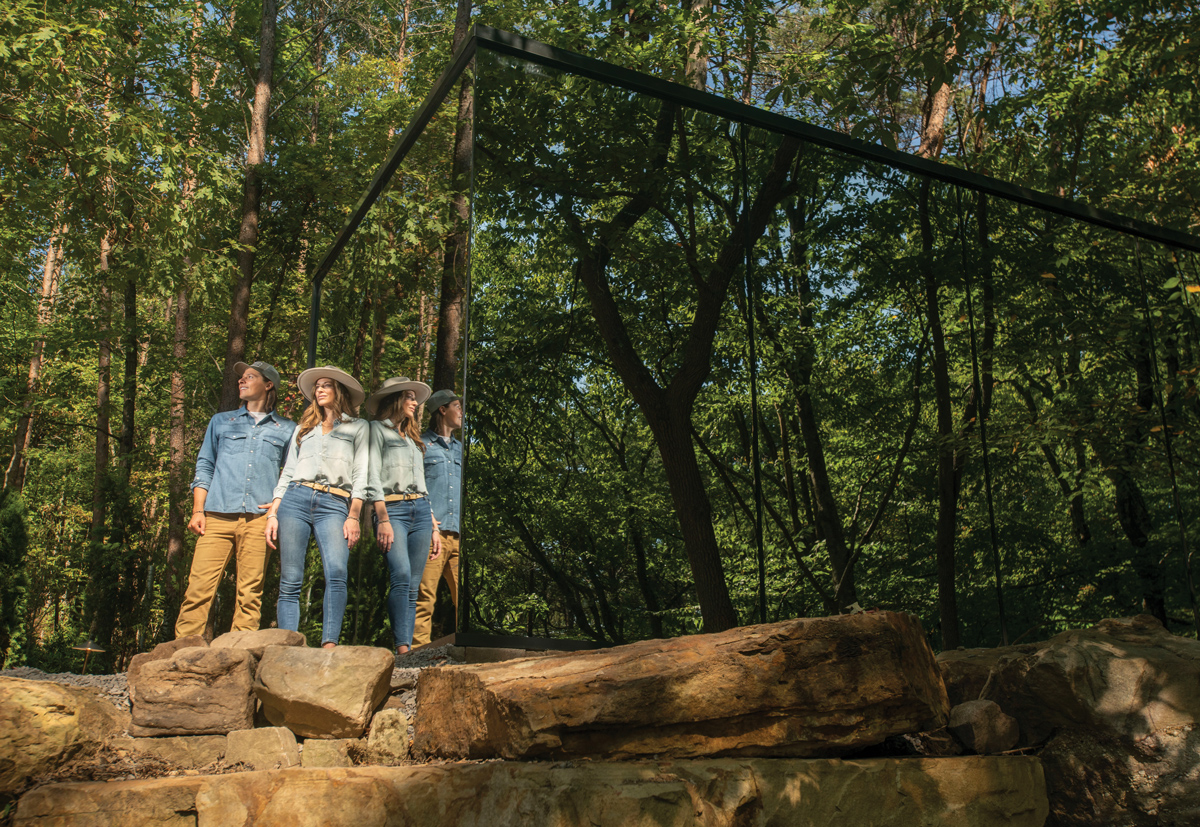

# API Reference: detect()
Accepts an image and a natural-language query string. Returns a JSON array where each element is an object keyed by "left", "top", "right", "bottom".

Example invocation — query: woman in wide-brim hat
[
  {"left": 366, "top": 376, "right": 442, "bottom": 655},
  {"left": 266, "top": 365, "right": 370, "bottom": 648}
]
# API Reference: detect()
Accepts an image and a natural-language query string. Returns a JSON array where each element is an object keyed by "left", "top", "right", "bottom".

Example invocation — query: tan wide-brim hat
[
  {"left": 365, "top": 376, "right": 432, "bottom": 416},
  {"left": 297, "top": 365, "right": 366, "bottom": 407}
]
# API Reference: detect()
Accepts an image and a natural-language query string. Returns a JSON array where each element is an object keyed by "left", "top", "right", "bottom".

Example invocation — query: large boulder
[
  {"left": 939, "top": 615, "right": 1200, "bottom": 826},
  {"left": 129, "top": 646, "right": 256, "bottom": 737},
  {"left": 415, "top": 611, "right": 949, "bottom": 760},
  {"left": 15, "top": 756, "right": 1048, "bottom": 827},
  {"left": 127, "top": 635, "right": 207, "bottom": 705},
  {"left": 253, "top": 645, "right": 394, "bottom": 739},
  {"left": 0, "top": 678, "right": 129, "bottom": 804}
]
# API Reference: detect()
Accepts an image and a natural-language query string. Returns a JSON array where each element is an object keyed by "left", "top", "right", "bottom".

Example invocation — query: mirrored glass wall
[{"left": 320, "top": 29, "right": 1200, "bottom": 649}]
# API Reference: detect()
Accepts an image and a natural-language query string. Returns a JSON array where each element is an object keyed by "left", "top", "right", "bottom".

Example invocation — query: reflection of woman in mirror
[
  {"left": 366, "top": 377, "right": 442, "bottom": 656},
  {"left": 266, "top": 366, "right": 369, "bottom": 649}
]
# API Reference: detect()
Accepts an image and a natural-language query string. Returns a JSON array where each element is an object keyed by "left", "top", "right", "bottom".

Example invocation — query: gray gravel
[{"left": 1, "top": 666, "right": 131, "bottom": 711}]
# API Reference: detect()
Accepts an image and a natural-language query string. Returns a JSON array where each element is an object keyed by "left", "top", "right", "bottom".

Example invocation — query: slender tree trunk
[
  {"left": 916, "top": 30, "right": 962, "bottom": 648},
  {"left": 86, "top": 243, "right": 114, "bottom": 646},
  {"left": 683, "top": 0, "right": 709, "bottom": 90},
  {"left": 430, "top": 0, "right": 473, "bottom": 391},
  {"left": 5, "top": 216, "right": 64, "bottom": 491},
  {"left": 166, "top": 287, "right": 189, "bottom": 613},
  {"left": 784, "top": 201, "right": 857, "bottom": 610},
  {"left": 919, "top": 178, "right": 961, "bottom": 650},
  {"left": 220, "top": 0, "right": 278, "bottom": 410}
]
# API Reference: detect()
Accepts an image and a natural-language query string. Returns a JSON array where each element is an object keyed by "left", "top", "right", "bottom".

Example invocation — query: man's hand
[{"left": 188, "top": 512, "right": 206, "bottom": 536}]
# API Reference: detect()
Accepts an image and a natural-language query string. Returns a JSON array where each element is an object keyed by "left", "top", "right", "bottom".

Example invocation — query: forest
[{"left": 1, "top": 0, "right": 1198, "bottom": 672}]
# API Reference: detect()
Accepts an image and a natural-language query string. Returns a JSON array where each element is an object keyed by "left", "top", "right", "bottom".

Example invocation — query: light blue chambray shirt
[
  {"left": 421, "top": 429, "right": 462, "bottom": 534},
  {"left": 367, "top": 419, "right": 429, "bottom": 502},
  {"left": 191, "top": 408, "right": 297, "bottom": 514},
  {"left": 272, "top": 414, "right": 370, "bottom": 501}
]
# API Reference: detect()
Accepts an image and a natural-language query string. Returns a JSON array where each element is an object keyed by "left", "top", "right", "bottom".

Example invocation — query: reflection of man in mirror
[
  {"left": 175, "top": 361, "right": 296, "bottom": 639},
  {"left": 414, "top": 389, "right": 463, "bottom": 646}
]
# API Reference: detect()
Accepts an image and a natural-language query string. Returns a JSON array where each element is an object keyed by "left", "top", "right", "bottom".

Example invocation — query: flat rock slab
[
  {"left": 210, "top": 629, "right": 306, "bottom": 662},
  {"left": 13, "top": 756, "right": 1048, "bottom": 827},
  {"left": 129, "top": 647, "right": 255, "bottom": 737},
  {"left": 107, "top": 736, "right": 226, "bottom": 768},
  {"left": 225, "top": 727, "right": 299, "bottom": 771},
  {"left": 416, "top": 611, "right": 949, "bottom": 760},
  {"left": 0, "top": 678, "right": 129, "bottom": 802},
  {"left": 253, "top": 646, "right": 394, "bottom": 739}
]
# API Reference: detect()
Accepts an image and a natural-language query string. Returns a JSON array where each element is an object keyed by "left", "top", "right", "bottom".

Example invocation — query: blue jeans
[
  {"left": 383, "top": 498, "right": 435, "bottom": 648},
  {"left": 276, "top": 483, "right": 350, "bottom": 645}
]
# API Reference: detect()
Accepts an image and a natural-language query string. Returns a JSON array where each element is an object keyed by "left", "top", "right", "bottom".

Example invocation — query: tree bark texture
[
  {"left": 5, "top": 217, "right": 64, "bottom": 492},
  {"left": 220, "top": 0, "right": 278, "bottom": 411},
  {"left": 166, "top": 286, "right": 190, "bottom": 615},
  {"left": 430, "top": 0, "right": 473, "bottom": 392},
  {"left": 86, "top": 242, "right": 114, "bottom": 647}
]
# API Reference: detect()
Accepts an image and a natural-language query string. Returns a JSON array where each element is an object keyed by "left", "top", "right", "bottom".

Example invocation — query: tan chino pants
[
  {"left": 413, "top": 531, "right": 460, "bottom": 646},
  {"left": 174, "top": 512, "right": 271, "bottom": 638}
]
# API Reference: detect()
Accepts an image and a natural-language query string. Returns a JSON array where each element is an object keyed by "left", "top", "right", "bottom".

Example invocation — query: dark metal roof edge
[{"left": 472, "top": 25, "right": 1200, "bottom": 255}]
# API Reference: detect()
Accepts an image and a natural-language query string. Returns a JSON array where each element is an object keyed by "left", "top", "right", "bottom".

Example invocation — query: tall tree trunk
[
  {"left": 916, "top": 30, "right": 961, "bottom": 648},
  {"left": 220, "top": 0, "right": 278, "bottom": 410},
  {"left": 683, "top": 0, "right": 709, "bottom": 90},
  {"left": 430, "top": 0, "right": 473, "bottom": 392},
  {"left": 166, "top": 287, "right": 189, "bottom": 614},
  {"left": 166, "top": 4, "right": 201, "bottom": 621},
  {"left": 781, "top": 201, "right": 857, "bottom": 609},
  {"left": 86, "top": 241, "right": 115, "bottom": 647},
  {"left": 571, "top": 126, "right": 799, "bottom": 632},
  {"left": 5, "top": 215, "right": 65, "bottom": 491},
  {"left": 919, "top": 178, "right": 961, "bottom": 650}
]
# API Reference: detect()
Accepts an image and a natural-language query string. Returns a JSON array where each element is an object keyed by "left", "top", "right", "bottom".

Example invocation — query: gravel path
[{"left": 1, "top": 666, "right": 131, "bottom": 711}]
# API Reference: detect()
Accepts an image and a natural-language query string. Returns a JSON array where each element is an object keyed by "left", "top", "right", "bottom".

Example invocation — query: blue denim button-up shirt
[
  {"left": 273, "top": 414, "right": 370, "bottom": 501},
  {"left": 192, "top": 408, "right": 297, "bottom": 514},
  {"left": 367, "top": 420, "right": 428, "bottom": 501},
  {"left": 421, "top": 429, "right": 461, "bottom": 533}
]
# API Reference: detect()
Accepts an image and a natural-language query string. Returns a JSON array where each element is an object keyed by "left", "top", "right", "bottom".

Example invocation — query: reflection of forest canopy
[{"left": 2, "top": 0, "right": 1198, "bottom": 671}]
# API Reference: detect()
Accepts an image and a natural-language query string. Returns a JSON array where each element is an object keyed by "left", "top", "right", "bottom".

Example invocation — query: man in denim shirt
[
  {"left": 175, "top": 361, "right": 296, "bottom": 638},
  {"left": 414, "top": 389, "right": 463, "bottom": 646}
]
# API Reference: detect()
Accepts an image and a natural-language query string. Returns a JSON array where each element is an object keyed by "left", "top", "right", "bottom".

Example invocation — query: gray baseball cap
[
  {"left": 427, "top": 389, "right": 461, "bottom": 411},
  {"left": 235, "top": 361, "right": 282, "bottom": 391}
]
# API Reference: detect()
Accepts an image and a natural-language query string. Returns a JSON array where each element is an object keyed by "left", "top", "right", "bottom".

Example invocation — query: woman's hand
[
  {"left": 265, "top": 515, "right": 279, "bottom": 550},
  {"left": 429, "top": 528, "right": 443, "bottom": 561},
  {"left": 376, "top": 519, "right": 394, "bottom": 552},
  {"left": 344, "top": 515, "right": 361, "bottom": 546}
]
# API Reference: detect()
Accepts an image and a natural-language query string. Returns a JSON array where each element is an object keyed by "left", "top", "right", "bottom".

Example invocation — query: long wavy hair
[
  {"left": 376, "top": 392, "right": 425, "bottom": 453},
  {"left": 296, "top": 380, "right": 356, "bottom": 445}
]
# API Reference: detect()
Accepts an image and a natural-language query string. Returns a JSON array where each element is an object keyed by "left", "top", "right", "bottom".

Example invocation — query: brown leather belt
[
  {"left": 298, "top": 481, "right": 351, "bottom": 498},
  {"left": 384, "top": 492, "right": 426, "bottom": 502}
]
